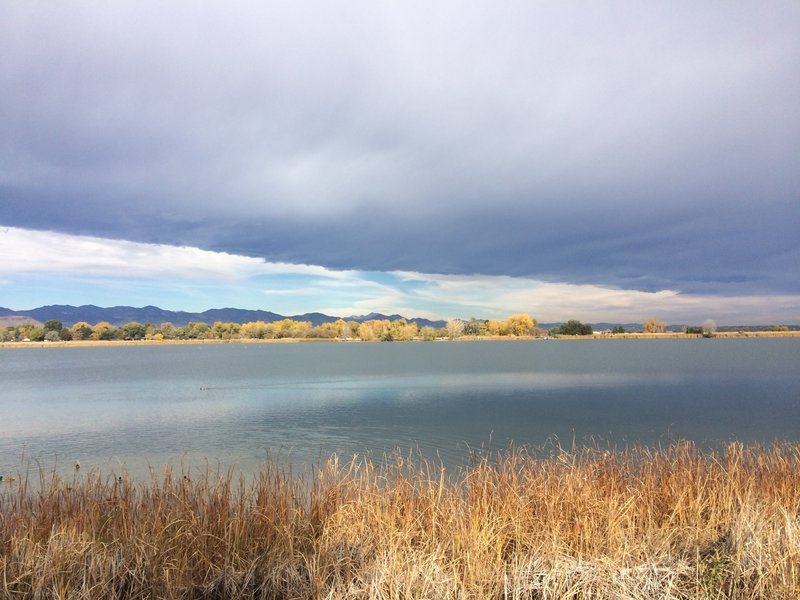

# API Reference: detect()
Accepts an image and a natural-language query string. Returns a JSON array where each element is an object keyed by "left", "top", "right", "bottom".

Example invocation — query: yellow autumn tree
[
  {"left": 239, "top": 321, "right": 271, "bottom": 339},
  {"left": 504, "top": 314, "right": 537, "bottom": 336},
  {"left": 357, "top": 322, "right": 376, "bottom": 341}
]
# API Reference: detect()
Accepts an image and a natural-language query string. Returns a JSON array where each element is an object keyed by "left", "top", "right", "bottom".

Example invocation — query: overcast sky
[{"left": 1, "top": 2, "right": 798, "bottom": 323}]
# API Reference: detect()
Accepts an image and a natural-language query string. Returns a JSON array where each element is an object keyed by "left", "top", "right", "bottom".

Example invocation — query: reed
[{"left": 2, "top": 442, "right": 800, "bottom": 599}]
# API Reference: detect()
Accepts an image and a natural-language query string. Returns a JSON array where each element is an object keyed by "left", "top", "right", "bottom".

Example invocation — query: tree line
[
  {"left": 1, "top": 314, "right": 556, "bottom": 343},
  {"left": 2, "top": 316, "right": 747, "bottom": 343}
]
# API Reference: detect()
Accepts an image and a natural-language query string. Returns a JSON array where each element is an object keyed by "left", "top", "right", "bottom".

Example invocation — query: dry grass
[{"left": 2, "top": 442, "right": 800, "bottom": 599}]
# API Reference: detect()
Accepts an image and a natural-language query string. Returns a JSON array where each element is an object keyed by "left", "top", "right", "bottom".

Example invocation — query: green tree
[
  {"left": 40, "top": 320, "right": 64, "bottom": 341},
  {"left": 121, "top": 321, "right": 147, "bottom": 340},
  {"left": 39, "top": 320, "right": 65, "bottom": 341},
  {"left": 160, "top": 322, "right": 178, "bottom": 339},
  {"left": 91, "top": 322, "right": 115, "bottom": 341},
  {"left": 28, "top": 328, "right": 46, "bottom": 342},
  {"left": 72, "top": 321, "right": 93, "bottom": 340},
  {"left": 463, "top": 318, "right": 483, "bottom": 336},
  {"left": 557, "top": 320, "right": 593, "bottom": 336},
  {"left": 43, "top": 319, "right": 64, "bottom": 333},
  {"left": 183, "top": 322, "right": 211, "bottom": 339}
]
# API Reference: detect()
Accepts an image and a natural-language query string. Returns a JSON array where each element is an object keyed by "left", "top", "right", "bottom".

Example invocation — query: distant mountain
[
  {"left": 0, "top": 305, "right": 447, "bottom": 329},
  {"left": 196, "top": 308, "right": 284, "bottom": 324},
  {"left": 0, "top": 305, "right": 202, "bottom": 327},
  {"left": 344, "top": 313, "right": 446, "bottom": 329},
  {"left": 287, "top": 312, "right": 338, "bottom": 327},
  {"left": 0, "top": 315, "right": 43, "bottom": 328},
  {"left": 540, "top": 322, "right": 639, "bottom": 331}
]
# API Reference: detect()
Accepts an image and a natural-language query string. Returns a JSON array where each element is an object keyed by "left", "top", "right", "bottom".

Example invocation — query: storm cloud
[{"left": 2, "top": 1, "right": 799, "bottom": 299}]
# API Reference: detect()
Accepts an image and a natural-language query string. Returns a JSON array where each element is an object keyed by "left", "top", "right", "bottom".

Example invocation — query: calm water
[{"left": 1, "top": 339, "right": 799, "bottom": 478}]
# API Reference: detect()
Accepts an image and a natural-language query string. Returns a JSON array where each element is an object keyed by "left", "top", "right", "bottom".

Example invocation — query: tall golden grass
[{"left": 2, "top": 442, "right": 800, "bottom": 599}]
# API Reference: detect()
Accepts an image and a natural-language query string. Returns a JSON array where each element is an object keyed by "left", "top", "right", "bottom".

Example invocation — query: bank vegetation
[
  {"left": 3, "top": 317, "right": 798, "bottom": 347},
  {"left": 2, "top": 442, "right": 800, "bottom": 598},
  {"left": 1, "top": 314, "right": 545, "bottom": 343}
]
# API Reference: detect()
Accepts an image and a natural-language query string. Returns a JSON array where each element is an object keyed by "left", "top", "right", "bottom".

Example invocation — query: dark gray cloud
[{"left": 1, "top": 1, "right": 798, "bottom": 295}]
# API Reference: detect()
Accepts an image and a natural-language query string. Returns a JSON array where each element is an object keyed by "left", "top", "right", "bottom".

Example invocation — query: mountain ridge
[{"left": 0, "top": 305, "right": 447, "bottom": 329}]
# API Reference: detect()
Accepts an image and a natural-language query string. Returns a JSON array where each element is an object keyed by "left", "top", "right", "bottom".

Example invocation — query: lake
[{"left": 1, "top": 339, "right": 799, "bottom": 478}]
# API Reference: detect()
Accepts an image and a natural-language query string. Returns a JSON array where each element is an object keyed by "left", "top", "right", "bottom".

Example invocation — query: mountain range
[{"left": 0, "top": 304, "right": 448, "bottom": 329}]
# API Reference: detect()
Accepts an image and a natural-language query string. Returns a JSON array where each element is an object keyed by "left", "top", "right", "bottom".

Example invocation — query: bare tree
[
  {"left": 642, "top": 319, "right": 666, "bottom": 334},
  {"left": 446, "top": 319, "right": 465, "bottom": 340},
  {"left": 702, "top": 319, "right": 717, "bottom": 336}
]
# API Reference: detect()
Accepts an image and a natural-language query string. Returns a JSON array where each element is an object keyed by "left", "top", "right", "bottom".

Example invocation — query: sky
[{"left": 1, "top": 1, "right": 798, "bottom": 324}]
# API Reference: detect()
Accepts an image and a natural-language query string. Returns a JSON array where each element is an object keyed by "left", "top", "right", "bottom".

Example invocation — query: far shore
[{"left": 2, "top": 329, "right": 798, "bottom": 349}]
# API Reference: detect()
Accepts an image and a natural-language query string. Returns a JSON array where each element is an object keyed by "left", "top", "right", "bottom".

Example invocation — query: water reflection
[{"left": 2, "top": 339, "right": 799, "bottom": 479}]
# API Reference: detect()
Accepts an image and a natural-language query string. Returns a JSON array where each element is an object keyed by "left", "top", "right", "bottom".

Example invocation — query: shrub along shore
[
  {"left": 4, "top": 314, "right": 797, "bottom": 346},
  {"left": 2, "top": 329, "right": 798, "bottom": 350},
  {"left": 2, "top": 442, "right": 800, "bottom": 599}
]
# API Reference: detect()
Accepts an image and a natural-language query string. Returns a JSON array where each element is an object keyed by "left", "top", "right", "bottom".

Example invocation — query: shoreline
[{"left": 2, "top": 329, "right": 799, "bottom": 349}]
